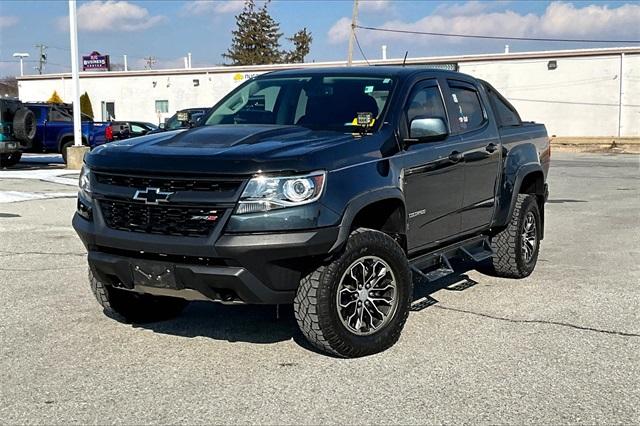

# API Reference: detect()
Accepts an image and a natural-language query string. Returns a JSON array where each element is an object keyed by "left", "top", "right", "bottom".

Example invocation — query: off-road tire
[
  {"left": 0, "top": 152, "right": 22, "bottom": 167},
  {"left": 89, "top": 268, "right": 188, "bottom": 323},
  {"left": 294, "top": 228, "right": 413, "bottom": 357},
  {"left": 489, "top": 194, "right": 541, "bottom": 278},
  {"left": 13, "top": 108, "right": 36, "bottom": 143}
]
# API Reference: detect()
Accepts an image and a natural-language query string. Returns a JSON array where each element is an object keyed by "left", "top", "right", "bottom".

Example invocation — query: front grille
[
  {"left": 100, "top": 199, "right": 223, "bottom": 237},
  {"left": 94, "top": 172, "right": 242, "bottom": 193}
]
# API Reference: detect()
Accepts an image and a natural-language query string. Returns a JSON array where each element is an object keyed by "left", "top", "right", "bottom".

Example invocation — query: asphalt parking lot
[{"left": 0, "top": 152, "right": 638, "bottom": 424}]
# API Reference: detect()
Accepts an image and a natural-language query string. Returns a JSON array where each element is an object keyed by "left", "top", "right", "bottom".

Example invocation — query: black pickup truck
[{"left": 73, "top": 67, "right": 550, "bottom": 357}]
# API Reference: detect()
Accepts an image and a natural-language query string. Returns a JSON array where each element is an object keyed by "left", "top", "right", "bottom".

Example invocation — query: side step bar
[{"left": 409, "top": 235, "right": 493, "bottom": 283}]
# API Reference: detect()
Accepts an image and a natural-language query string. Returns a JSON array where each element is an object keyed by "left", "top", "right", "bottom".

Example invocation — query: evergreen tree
[
  {"left": 223, "top": 0, "right": 282, "bottom": 65},
  {"left": 284, "top": 28, "right": 312, "bottom": 63},
  {"left": 223, "top": 0, "right": 312, "bottom": 65},
  {"left": 80, "top": 91, "right": 94, "bottom": 119},
  {"left": 47, "top": 90, "right": 63, "bottom": 104}
]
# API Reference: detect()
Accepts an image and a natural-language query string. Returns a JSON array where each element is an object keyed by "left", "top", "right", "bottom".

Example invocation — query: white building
[{"left": 17, "top": 46, "right": 640, "bottom": 137}]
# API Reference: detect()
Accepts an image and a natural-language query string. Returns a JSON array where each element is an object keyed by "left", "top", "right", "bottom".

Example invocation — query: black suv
[{"left": 73, "top": 67, "right": 550, "bottom": 357}]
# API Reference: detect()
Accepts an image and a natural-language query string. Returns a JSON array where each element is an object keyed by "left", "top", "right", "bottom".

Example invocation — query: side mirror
[
  {"left": 407, "top": 117, "right": 448, "bottom": 143},
  {"left": 159, "top": 122, "right": 165, "bottom": 129}
]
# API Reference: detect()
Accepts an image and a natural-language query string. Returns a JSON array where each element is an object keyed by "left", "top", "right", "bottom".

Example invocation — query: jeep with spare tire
[
  {"left": 73, "top": 67, "right": 550, "bottom": 357},
  {"left": 0, "top": 98, "right": 36, "bottom": 167}
]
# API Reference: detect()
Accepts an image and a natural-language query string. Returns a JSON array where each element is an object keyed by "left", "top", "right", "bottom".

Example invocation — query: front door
[{"left": 401, "top": 80, "right": 465, "bottom": 252}]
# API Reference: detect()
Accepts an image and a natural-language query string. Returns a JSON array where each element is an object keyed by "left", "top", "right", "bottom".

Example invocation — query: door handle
[
  {"left": 485, "top": 142, "right": 498, "bottom": 153},
  {"left": 448, "top": 151, "right": 463, "bottom": 163}
]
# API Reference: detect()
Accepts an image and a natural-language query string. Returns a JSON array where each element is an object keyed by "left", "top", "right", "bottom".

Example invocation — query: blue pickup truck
[{"left": 24, "top": 103, "right": 113, "bottom": 163}]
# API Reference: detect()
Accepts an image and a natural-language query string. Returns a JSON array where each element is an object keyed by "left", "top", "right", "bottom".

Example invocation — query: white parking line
[
  {"left": 0, "top": 191, "right": 77, "bottom": 203},
  {"left": 0, "top": 169, "right": 79, "bottom": 187}
]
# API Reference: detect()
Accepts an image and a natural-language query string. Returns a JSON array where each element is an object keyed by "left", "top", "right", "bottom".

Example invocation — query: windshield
[{"left": 204, "top": 75, "right": 394, "bottom": 132}]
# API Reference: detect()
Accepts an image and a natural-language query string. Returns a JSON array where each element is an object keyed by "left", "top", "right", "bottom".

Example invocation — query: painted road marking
[
  {"left": 0, "top": 191, "right": 77, "bottom": 204},
  {"left": 0, "top": 169, "right": 79, "bottom": 187}
]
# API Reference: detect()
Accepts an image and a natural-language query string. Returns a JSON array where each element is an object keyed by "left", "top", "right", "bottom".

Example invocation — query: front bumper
[
  {"left": 0, "top": 140, "right": 20, "bottom": 154},
  {"left": 73, "top": 213, "right": 340, "bottom": 304}
]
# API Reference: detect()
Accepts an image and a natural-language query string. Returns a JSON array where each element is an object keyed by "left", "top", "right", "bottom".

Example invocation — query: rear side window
[
  {"left": 488, "top": 90, "right": 521, "bottom": 127},
  {"left": 448, "top": 82, "right": 485, "bottom": 131}
]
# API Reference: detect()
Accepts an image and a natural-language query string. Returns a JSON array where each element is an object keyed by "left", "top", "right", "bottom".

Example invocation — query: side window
[
  {"left": 294, "top": 88, "right": 308, "bottom": 123},
  {"left": 49, "top": 107, "right": 72, "bottom": 122},
  {"left": 405, "top": 84, "right": 447, "bottom": 124},
  {"left": 448, "top": 83, "right": 485, "bottom": 131},
  {"left": 489, "top": 91, "right": 521, "bottom": 127},
  {"left": 130, "top": 124, "right": 144, "bottom": 133}
]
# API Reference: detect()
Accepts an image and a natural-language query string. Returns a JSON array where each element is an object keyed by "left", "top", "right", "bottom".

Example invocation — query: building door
[{"left": 101, "top": 101, "right": 115, "bottom": 121}]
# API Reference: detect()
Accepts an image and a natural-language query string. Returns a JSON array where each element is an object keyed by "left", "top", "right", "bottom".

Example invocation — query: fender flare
[
  {"left": 495, "top": 162, "right": 545, "bottom": 229},
  {"left": 330, "top": 187, "right": 406, "bottom": 252}
]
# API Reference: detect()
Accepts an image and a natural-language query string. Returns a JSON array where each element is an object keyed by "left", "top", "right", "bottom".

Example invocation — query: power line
[
  {"left": 355, "top": 25, "right": 640, "bottom": 44},
  {"left": 353, "top": 32, "right": 370, "bottom": 65}
]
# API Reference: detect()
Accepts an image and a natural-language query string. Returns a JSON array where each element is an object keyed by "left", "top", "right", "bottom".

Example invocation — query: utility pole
[
  {"left": 346, "top": 0, "right": 359, "bottom": 66},
  {"left": 35, "top": 44, "right": 48, "bottom": 74},
  {"left": 144, "top": 56, "right": 157, "bottom": 70}
]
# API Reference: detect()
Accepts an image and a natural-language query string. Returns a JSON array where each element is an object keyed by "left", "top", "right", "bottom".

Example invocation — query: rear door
[
  {"left": 401, "top": 79, "right": 465, "bottom": 251},
  {"left": 445, "top": 79, "right": 501, "bottom": 233}
]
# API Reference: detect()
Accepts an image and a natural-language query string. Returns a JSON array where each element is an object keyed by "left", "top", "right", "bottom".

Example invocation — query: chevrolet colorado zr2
[{"left": 73, "top": 67, "right": 550, "bottom": 357}]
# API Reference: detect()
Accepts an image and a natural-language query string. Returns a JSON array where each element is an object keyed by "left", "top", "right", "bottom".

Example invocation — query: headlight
[
  {"left": 79, "top": 165, "right": 91, "bottom": 198},
  {"left": 236, "top": 171, "right": 325, "bottom": 214}
]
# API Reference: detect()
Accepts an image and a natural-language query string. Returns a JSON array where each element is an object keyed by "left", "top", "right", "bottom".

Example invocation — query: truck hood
[{"left": 86, "top": 124, "right": 383, "bottom": 175}]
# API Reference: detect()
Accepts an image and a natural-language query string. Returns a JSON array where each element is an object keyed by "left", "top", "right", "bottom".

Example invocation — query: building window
[{"left": 155, "top": 100, "right": 169, "bottom": 113}]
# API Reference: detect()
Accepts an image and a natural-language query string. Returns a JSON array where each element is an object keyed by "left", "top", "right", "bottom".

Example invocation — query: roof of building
[{"left": 17, "top": 46, "right": 640, "bottom": 81}]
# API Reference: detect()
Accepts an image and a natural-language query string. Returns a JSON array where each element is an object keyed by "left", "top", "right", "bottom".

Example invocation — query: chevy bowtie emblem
[{"left": 132, "top": 187, "right": 174, "bottom": 205}]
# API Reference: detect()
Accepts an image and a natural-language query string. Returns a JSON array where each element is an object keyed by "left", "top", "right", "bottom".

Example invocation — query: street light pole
[
  {"left": 68, "top": 0, "right": 82, "bottom": 148},
  {"left": 12, "top": 53, "right": 29, "bottom": 76}
]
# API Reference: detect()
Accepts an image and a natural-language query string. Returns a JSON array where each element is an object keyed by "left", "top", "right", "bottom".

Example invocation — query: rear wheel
[
  {"left": 89, "top": 268, "right": 188, "bottom": 323},
  {"left": 0, "top": 152, "right": 22, "bottom": 167},
  {"left": 489, "top": 194, "right": 541, "bottom": 278},
  {"left": 294, "top": 228, "right": 412, "bottom": 357}
]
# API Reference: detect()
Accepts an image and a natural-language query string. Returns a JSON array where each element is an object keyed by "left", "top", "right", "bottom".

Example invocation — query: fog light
[{"left": 77, "top": 198, "right": 92, "bottom": 220}]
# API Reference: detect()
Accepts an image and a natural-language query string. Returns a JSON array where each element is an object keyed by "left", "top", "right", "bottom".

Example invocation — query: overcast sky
[{"left": 1, "top": 0, "right": 639, "bottom": 77}]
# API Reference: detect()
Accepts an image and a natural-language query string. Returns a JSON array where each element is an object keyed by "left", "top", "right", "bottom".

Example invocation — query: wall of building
[
  {"left": 17, "top": 50, "right": 640, "bottom": 137},
  {"left": 17, "top": 70, "right": 265, "bottom": 125},
  {"left": 459, "top": 53, "right": 639, "bottom": 137}
]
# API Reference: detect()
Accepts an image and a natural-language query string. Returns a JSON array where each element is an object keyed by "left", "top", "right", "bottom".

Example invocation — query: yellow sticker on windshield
[{"left": 351, "top": 117, "right": 376, "bottom": 126}]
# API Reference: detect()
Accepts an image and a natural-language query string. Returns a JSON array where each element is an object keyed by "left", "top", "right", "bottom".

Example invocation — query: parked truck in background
[
  {"left": 73, "top": 67, "right": 550, "bottom": 357},
  {"left": 24, "top": 103, "right": 113, "bottom": 164}
]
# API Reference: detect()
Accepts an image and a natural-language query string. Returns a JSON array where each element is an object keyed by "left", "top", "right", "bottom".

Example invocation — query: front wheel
[
  {"left": 89, "top": 268, "right": 188, "bottom": 323},
  {"left": 294, "top": 228, "right": 413, "bottom": 357},
  {"left": 489, "top": 194, "right": 542, "bottom": 278},
  {"left": 0, "top": 152, "right": 22, "bottom": 167}
]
